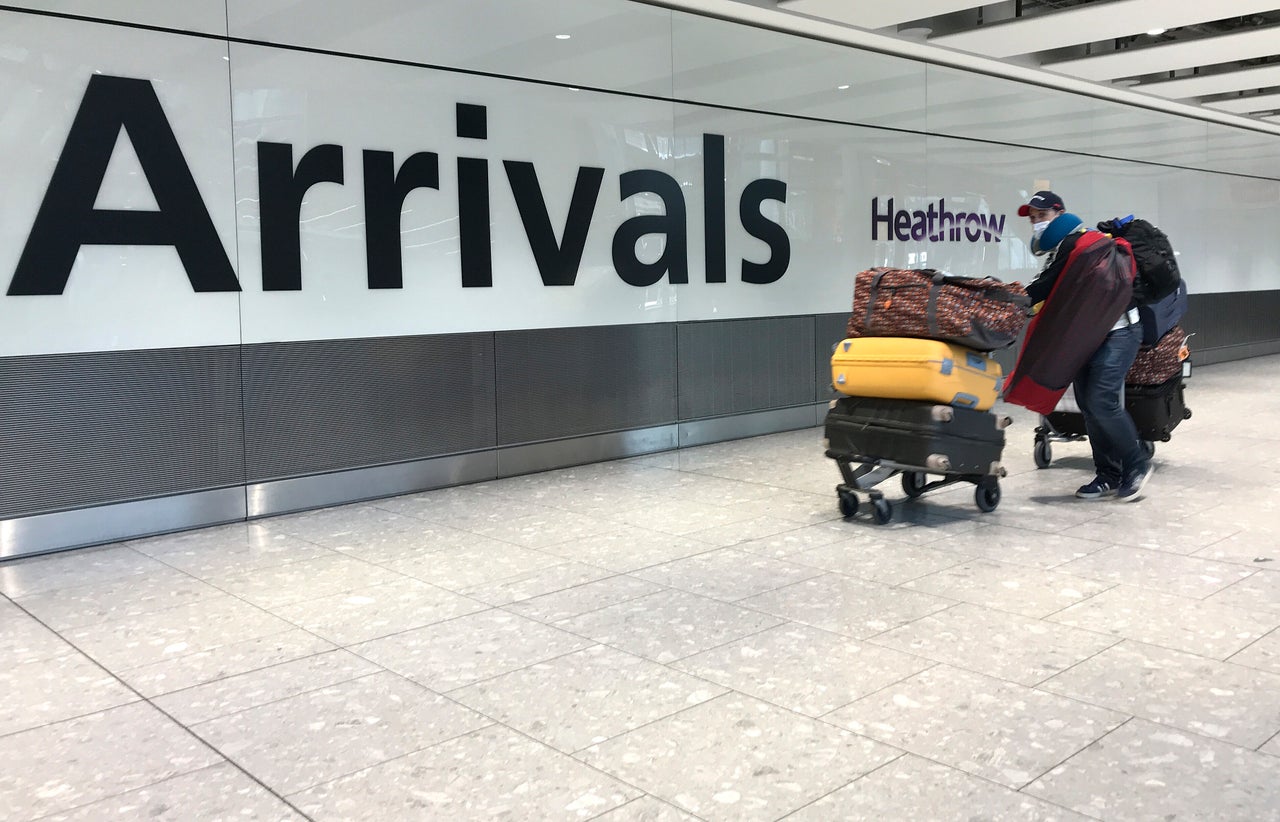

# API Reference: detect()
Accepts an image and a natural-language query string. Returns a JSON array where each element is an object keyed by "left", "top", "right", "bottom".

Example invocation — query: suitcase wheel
[
  {"left": 871, "top": 497, "right": 893, "bottom": 525},
  {"left": 1033, "top": 438, "right": 1052, "bottom": 469},
  {"left": 1183, "top": 408, "right": 1192, "bottom": 420},
  {"left": 838, "top": 490, "right": 858, "bottom": 518},
  {"left": 975, "top": 481, "right": 1001, "bottom": 513}
]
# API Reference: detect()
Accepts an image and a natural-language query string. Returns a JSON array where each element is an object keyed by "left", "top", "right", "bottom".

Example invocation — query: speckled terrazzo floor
[{"left": 2, "top": 356, "right": 1278, "bottom": 821}]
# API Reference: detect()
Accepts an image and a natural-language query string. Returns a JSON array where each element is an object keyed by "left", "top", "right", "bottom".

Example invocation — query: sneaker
[
  {"left": 1118, "top": 464, "right": 1154, "bottom": 503},
  {"left": 1075, "top": 477, "right": 1118, "bottom": 499}
]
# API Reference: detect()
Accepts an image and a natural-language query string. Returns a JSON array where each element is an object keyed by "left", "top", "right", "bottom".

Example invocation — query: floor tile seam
[
  {"left": 103, "top": 624, "right": 336, "bottom": 678},
  {"left": 536, "top": 540, "right": 727, "bottom": 574},
  {"left": 462, "top": 565, "right": 640, "bottom": 608},
  {"left": 193, "top": 554, "right": 418, "bottom": 609},
  {"left": 5, "top": 556, "right": 216, "bottom": 603},
  {"left": 497, "top": 578, "right": 675, "bottom": 627},
  {"left": 1225, "top": 624, "right": 1280, "bottom": 667},
  {"left": 1026, "top": 636, "right": 1129, "bottom": 692},
  {"left": 549, "top": 606, "right": 792, "bottom": 672},
  {"left": 183, "top": 668, "right": 407, "bottom": 732},
  {"left": 881, "top": 582, "right": 1106, "bottom": 623},
  {"left": 454, "top": 519, "right": 629, "bottom": 551},
  {"left": 1059, "top": 548, "right": 1269, "bottom": 586},
  {"left": 308, "top": 547, "right": 551, "bottom": 611},
  {"left": 157, "top": 659, "right": 393, "bottom": 727},
  {"left": 0, "top": 694, "right": 147, "bottom": 743},
  {"left": 1030, "top": 679, "right": 1280, "bottom": 753},
  {"left": 853, "top": 631, "right": 1122, "bottom": 692},
  {"left": 438, "top": 640, "right": 640, "bottom": 699},
  {"left": 278, "top": 681, "right": 655, "bottom": 812},
  {"left": 770, "top": 750, "right": 911, "bottom": 821},
  {"left": 337, "top": 598, "right": 593, "bottom": 657},
  {"left": 822, "top": 656, "right": 1138, "bottom": 726},
  {"left": 582, "top": 796, "right": 712, "bottom": 822},
  {"left": 438, "top": 619, "right": 805, "bottom": 749},
  {"left": 2, "top": 598, "right": 320, "bottom": 822},
  {"left": 1012, "top": 714, "right": 1136, "bottom": 796},
  {"left": 858, "top": 601, "right": 966, "bottom": 644},
  {"left": 1058, "top": 555, "right": 1265, "bottom": 597},
  {"left": 881, "top": 553, "right": 977, "bottom": 588},
  {"left": 1036, "top": 580, "right": 1124, "bottom": 622},
  {"left": 1258, "top": 729, "right": 1280, "bottom": 754},
  {"left": 1043, "top": 582, "right": 1280, "bottom": 633},
  {"left": 21, "top": 761, "right": 276, "bottom": 822},
  {"left": 274, "top": 719, "right": 504, "bottom": 802},
  {"left": 1199, "top": 567, "right": 1268, "bottom": 606},
  {"left": 814, "top": 661, "right": 945, "bottom": 723},
  {"left": 20, "top": 584, "right": 239, "bottom": 635}
]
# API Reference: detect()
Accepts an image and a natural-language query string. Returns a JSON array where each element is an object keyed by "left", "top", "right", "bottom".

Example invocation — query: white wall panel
[
  {"left": 924, "top": 66, "right": 1100, "bottom": 156},
  {"left": 1, "top": 0, "right": 1278, "bottom": 358},
  {"left": 226, "top": 0, "right": 674, "bottom": 98},
  {"left": 3, "top": 0, "right": 229, "bottom": 35},
  {"left": 0, "top": 12, "right": 238, "bottom": 357},
  {"left": 673, "top": 108, "right": 929, "bottom": 322},
  {"left": 230, "top": 42, "right": 682, "bottom": 343},
  {"left": 923, "top": 135, "right": 1093, "bottom": 286}
]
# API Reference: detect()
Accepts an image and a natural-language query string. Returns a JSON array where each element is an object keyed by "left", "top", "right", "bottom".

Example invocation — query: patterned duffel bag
[
  {"left": 1127, "top": 325, "right": 1189, "bottom": 386},
  {"left": 846, "top": 268, "right": 1031, "bottom": 351}
]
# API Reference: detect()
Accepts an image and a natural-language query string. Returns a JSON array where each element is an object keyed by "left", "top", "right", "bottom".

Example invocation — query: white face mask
[{"left": 1030, "top": 220, "right": 1052, "bottom": 256}]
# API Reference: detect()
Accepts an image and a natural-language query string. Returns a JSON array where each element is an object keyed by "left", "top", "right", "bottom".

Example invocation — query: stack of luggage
[{"left": 824, "top": 268, "right": 1030, "bottom": 522}]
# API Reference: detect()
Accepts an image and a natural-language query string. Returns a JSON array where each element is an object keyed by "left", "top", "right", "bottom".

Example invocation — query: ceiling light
[
  {"left": 555, "top": 34, "right": 571, "bottom": 40},
  {"left": 837, "top": 84, "right": 850, "bottom": 90},
  {"left": 898, "top": 26, "right": 932, "bottom": 39},
  {"left": 1146, "top": 28, "right": 1166, "bottom": 36}
]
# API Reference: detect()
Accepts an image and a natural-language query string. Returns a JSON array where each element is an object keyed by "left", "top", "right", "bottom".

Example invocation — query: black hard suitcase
[
  {"left": 825, "top": 396, "right": 1006, "bottom": 476},
  {"left": 1125, "top": 375, "right": 1191, "bottom": 442}
]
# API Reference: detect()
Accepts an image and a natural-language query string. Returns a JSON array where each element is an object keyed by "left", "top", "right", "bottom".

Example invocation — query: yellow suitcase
[{"left": 831, "top": 337, "right": 1002, "bottom": 411}]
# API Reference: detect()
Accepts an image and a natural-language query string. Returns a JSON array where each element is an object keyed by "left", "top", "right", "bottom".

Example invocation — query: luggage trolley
[
  {"left": 824, "top": 396, "right": 1011, "bottom": 524},
  {"left": 1032, "top": 358, "right": 1192, "bottom": 468}
]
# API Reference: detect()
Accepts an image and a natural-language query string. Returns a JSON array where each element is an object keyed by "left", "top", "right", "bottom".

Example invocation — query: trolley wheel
[
  {"left": 1140, "top": 440, "right": 1156, "bottom": 459},
  {"left": 872, "top": 497, "right": 893, "bottom": 524},
  {"left": 1183, "top": 408, "right": 1193, "bottom": 420},
  {"left": 838, "top": 490, "right": 858, "bottom": 518},
  {"left": 901, "top": 471, "right": 927, "bottom": 498},
  {"left": 1033, "top": 439, "right": 1052, "bottom": 469},
  {"left": 975, "top": 482, "right": 1001, "bottom": 513}
]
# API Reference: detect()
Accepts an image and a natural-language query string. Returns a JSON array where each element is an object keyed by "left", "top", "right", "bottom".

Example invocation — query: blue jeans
[{"left": 1073, "top": 322, "right": 1147, "bottom": 484}]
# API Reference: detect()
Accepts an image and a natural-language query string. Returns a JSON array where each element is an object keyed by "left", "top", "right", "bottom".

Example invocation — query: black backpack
[{"left": 1097, "top": 216, "right": 1181, "bottom": 304}]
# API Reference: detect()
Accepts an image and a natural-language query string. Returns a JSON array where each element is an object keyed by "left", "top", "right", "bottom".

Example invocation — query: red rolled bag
[{"left": 1003, "top": 232, "right": 1136, "bottom": 414}]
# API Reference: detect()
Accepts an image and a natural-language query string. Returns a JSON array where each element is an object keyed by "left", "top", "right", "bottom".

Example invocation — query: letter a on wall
[{"left": 7, "top": 74, "right": 239, "bottom": 296}]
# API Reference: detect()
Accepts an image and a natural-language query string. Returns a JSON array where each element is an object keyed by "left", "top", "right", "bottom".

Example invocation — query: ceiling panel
[
  {"left": 715, "top": 0, "right": 1280, "bottom": 132},
  {"left": 1043, "top": 28, "right": 1280, "bottom": 81},
  {"left": 1135, "top": 64, "right": 1280, "bottom": 99},
  {"left": 777, "top": 0, "right": 983, "bottom": 30},
  {"left": 1206, "top": 90, "right": 1280, "bottom": 113},
  {"left": 930, "top": 0, "right": 1279, "bottom": 58}
]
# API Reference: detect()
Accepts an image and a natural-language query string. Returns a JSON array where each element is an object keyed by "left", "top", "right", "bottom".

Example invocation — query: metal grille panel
[
  {"left": 494, "top": 324, "right": 677, "bottom": 445},
  {"left": 814, "top": 312, "right": 849, "bottom": 401},
  {"left": 678, "top": 316, "right": 816, "bottom": 420},
  {"left": 242, "top": 334, "right": 496, "bottom": 481},
  {"left": 0, "top": 346, "right": 245, "bottom": 519}
]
